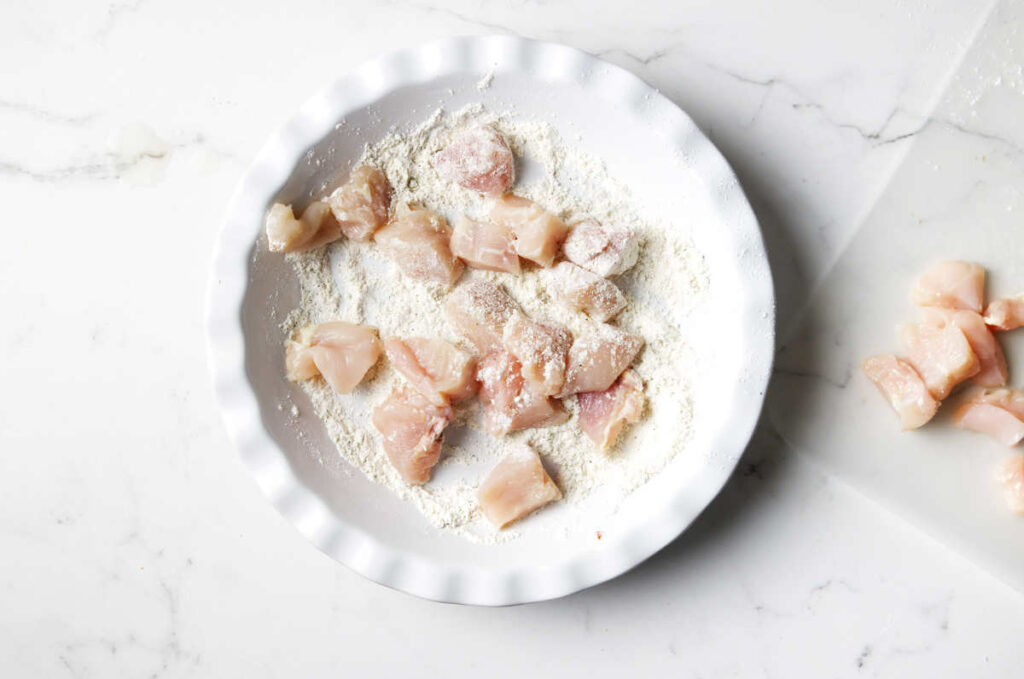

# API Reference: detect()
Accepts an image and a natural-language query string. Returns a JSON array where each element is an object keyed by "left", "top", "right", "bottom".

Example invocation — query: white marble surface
[{"left": 2, "top": 0, "right": 1022, "bottom": 676}]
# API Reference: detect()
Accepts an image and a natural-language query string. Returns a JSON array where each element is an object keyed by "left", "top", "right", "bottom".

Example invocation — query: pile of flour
[{"left": 284, "top": 104, "right": 708, "bottom": 543}]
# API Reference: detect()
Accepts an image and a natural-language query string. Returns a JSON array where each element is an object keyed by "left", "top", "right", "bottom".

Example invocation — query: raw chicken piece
[
  {"left": 372, "top": 387, "right": 454, "bottom": 485},
  {"left": 326, "top": 165, "right": 393, "bottom": 241},
  {"left": 476, "top": 351, "right": 568, "bottom": 435},
  {"left": 954, "top": 390, "right": 1024, "bottom": 447},
  {"left": 286, "top": 322, "right": 382, "bottom": 394},
  {"left": 985, "top": 295, "right": 1024, "bottom": 331},
  {"left": 384, "top": 337, "right": 477, "bottom": 406},
  {"left": 910, "top": 260, "right": 985, "bottom": 313},
  {"left": 502, "top": 315, "right": 572, "bottom": 396},
  {"left": 996, "top": 454, "right": 1024, "bottom": 514},
  {"left": 444, "top": 280, "right": 522, "bottom": 354},
  {"left": 559, "top": 324, "right": 644, "bottom": 396},
  {"left": 374, "top": 204, "right": 465, "bottom": 286},
  {"left": 449, "top": 216, "right": 520, "bottom": 274},
  {"left": 577, "top": 369, "right": 645, "bottom": 450},
  {"left": 562, "top": 219, "right": 640, "bottom": 277},
  {"left": 489, "top": 195, "right": 569, "bottom": 267},
  {"left": 265, "top": 200, "right": 342, "bottom": 253},
  {"left": 435, "top": 125, "right": 515, "bottom": 195},
  {"left": 921, "top": 308, "right": 1007, "bottom": 388},
  {"left": 899, "top": 321, "right": 980, "bottom": 399},
  {"left": 546, "top": 261, "right": 627, "bottom": 322},
  {"left": 861, "top": 355, "right": 939, "bottom": 430},
  {"left": 477, "top": 446, "right": 561, "bottom": 528}
]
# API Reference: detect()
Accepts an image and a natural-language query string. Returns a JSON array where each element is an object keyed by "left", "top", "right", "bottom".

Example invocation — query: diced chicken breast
[
  {"left": 502, "top": 315, "right": 572, "bottom": 396},
  {"left": 910, "top": 260, "right": 985, "bottom": 313},
  {"left": 374, "top": 204, "right": 465, "bottom": 286},
  {"left": 435, "top": 125, "right": 515, "bottom": 195},
  {"left": 489, "top": 195, "right": 569, "bottom": 267},
  {"left": 384, "top": 337, "right": 477, "bottom": 406},
  {"left": 326, "top": 165, "right": 393, "bottom": 241},
  {"left": 985, "top": 295, "right": 1024, "bottom": 331},
  {"left": 547, "top": 261, "right": 627, "bottom": 322},
  {"left": 372, "top": 387, "right": 454, "bottom": 485},
  {"left": 955, "top": 390, "right": 1024, "bottom": 447},
  {"left": 450, "top": 216, "right": 520, "bottom": 274},
  {"left": 265, "top": 200, "right": 342, "bottom": 253},
  {"left": 899, "top": 321, "right": 980, "bottom": 399},
  {"left": 921, "top": 308, "right": 1007, "bottom": 388},
  {"left": 444, "top": 280, "right": 522, "bottom": 354},
  {"left": 577, "top": 369, "right": 645, "bottom": 450},
  {"left": 477, "top": 446, "right": 561, "bottom": 528},
  {"left": 562, "top": 219, "right": 640, "bottom": 277},
  {"left": 476, "top": 351, "right": 568, "bottom": 435},
  {"left": 286, "top": 321, "right": 382, "bottom": 394},
  {"left": 996, "top": 454, "right": 1024, "bottom": 514},
  {"left": 559, "top": 324, "right": 644, "bottom": 397},
  {"left": 861, "top": 355, "right": 939, "bottom": 430}
]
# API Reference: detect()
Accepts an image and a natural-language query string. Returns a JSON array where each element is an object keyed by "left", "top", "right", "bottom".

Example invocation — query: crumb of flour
[
  {"left": 476, "top": 69, "right": 495, "bottom": 91},
  {"left": 283, "top": 104, "right": 708, "bottom": 543}
]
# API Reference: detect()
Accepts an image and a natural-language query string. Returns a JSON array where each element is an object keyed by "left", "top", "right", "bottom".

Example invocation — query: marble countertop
[{"left": 2, "top": 0, "right": 1022, "bottom": 676}]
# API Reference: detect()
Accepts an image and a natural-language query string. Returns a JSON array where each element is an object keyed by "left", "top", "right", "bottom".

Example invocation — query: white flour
[{"left": 284, "top": 105, "right": 708, "bottom": 543}]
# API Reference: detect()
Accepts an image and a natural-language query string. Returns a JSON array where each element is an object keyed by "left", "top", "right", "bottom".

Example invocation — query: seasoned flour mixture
[{"left": 284, "top": 105, "right": 708, "bottom": 543}]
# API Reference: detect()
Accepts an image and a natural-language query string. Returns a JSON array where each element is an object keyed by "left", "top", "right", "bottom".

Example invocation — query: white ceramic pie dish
[{"left": 206, "top": 35, "right": 774, "bottom": 605}]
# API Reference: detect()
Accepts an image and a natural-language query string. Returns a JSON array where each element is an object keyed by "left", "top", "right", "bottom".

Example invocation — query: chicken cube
[
  {"left": 374, "top": 204, "right": 464, "bottom": 287},
  {"left": 265, "top": 200, "right": 342, "bottom": 253},
  {"left": 861, "top": 355, "right": 939, "bottom": 430},
  {"left": 985, "top": 295, "right": 1024, "bottom": 331},
  {"left": 450, "top": 216, "right": 520, "bottom": 274},
  {"left": 562, "top": 219, "right": 640, "bottom": 277},
  {"left": 476, "top": 351, "right": 568, "bottom": 435},
  {"left": 899, "top": 321, "right": 980, "bottom": 400},
  {"left": 910, "top": 260, "right": 985, "bottom": 313},
  {"left": 546, "top": 261, "right": 627, "bottom": 322},
  {"left": 326, "top": 165, "right": 393, "bottom": 241},
  {"left": 489, "top": 194, "right": 568, "bottom": 267},
  {"left": 577, "top": 369, "right": 645, "bottom": 450},
  {"left": 996, "top": 454, "right": 1024, "bottom": 514},
  {"left": 955, "top": 389, "right": 1024, "bottom": 447},
  {"left": 920, "top": 308, "right": 1007, "bottom": 388},
  {"left": 477, "top": 446, "right": 561, "bottom": 528},
  {"left": 372, "top": 387, "right": 454, "bottom": 485},
  {"left": 285, "top": 321, "right": 382, "bottom": 395},
  {"left": 435, "top": 125, "right": 515, "bottom": 195},
  {"left": 384, "top": 337, "right": 477, "bottom": 406},
  {"left": 444, "top": 281, "right": 522, "bottom": 354},
  {"left": 502, "top": 315, "right": 572, "bottom": 396},
  {"left": 559, "top": 324, "right": 644, "bottom": 396}
]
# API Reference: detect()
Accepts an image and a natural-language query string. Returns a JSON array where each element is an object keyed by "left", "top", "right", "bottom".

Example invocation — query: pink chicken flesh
[
  {"left": 861, "top": 355, "right": 939, "bottom": 430},
  {"left": 502, "top": 315, "right": 572, "bottom": 396},
  {"left": 910, "top": 260, "right": 985, "bottom": 313},
  {"left": 285, "top": 322, "right": 382, "bottom": 395},
  {"left": 577, "top": 369, "right": 645, "bottom": 450},
  {"left": 899, "top": 321, "right": 980, "bottom": 400},
  {"left": 371, "top": 387, "right": 454, "bottom": 485},
  {"left": 996, "top": 454, "right": 1024, "bottom": 514},
  {"left": 384, "top": 337, "right": 477, "bottom": 406},
  {"left": 449, "top": 216, "right": 520, "bottom": 274},
  {"left": 326, "top": 165, "right": 393, "bottom": 241},
  {"left": 985, "top": 295, "right": 1024, "bottom": 331},
  {"left": 547, "top": 261, "right": 627, "bottom": 322},
  {"left": 265, "top": 201, "right": 342, "bottom": 253},
  {"left": 477, "top": 446, "right": 562, "bottom": 528},
  {"left": 954, "top": 388, "right": 1024, "bottom": 447},
  {"left": 489, "top": 195, "right": 568, "bottom": 268},
  {"left": 559, "top": 324, "right": 644, "bottom": 397},
  {"left": 562, "top": 219, "right": 640, "bottom": 278},
  {"left": 435, "top": 125, "right": 515, "bottom": 195},
  {"left": 444, "top": 280, "right": 522, "bottom": 354},
  {"left": 920, "top": 308, "right": 1007, "bottom": 388},
  {"left": 374, "top": 204, "right": 465, "bottom": 287},
  {"left": 476, "top": 351, "right": 568, "bottom": 435}
]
